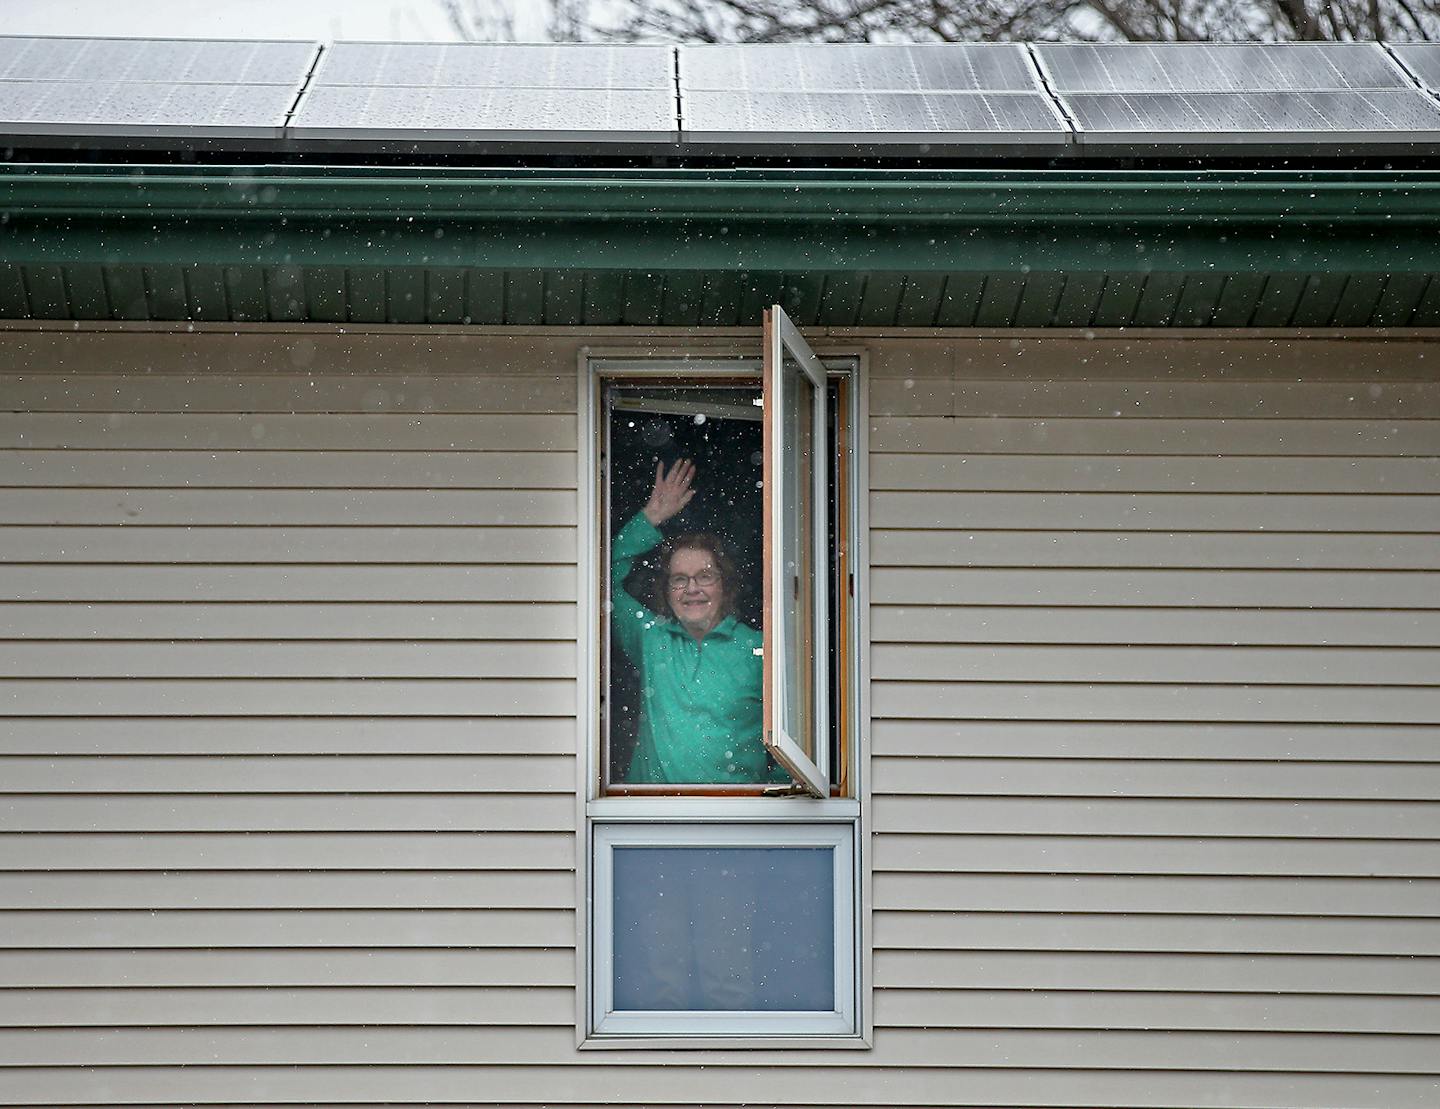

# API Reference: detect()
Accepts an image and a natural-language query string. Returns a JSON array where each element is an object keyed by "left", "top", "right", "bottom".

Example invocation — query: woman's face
[{"left": 666, "top": 546, "right": 727, "bottom": 639}]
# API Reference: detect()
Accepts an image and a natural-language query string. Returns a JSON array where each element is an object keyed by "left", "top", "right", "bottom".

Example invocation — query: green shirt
[{"left": 610, "top": 512, "right": 784, "bottom": 785}]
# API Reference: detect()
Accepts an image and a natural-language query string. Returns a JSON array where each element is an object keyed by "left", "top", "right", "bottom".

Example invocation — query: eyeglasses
[{"left": 667, "top": 569, "right": 721, "bottom": 591}]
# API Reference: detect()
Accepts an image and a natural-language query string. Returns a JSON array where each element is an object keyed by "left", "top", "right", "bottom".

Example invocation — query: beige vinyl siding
[
  {"left": 0, "top": 330, "right": 585, "bottom": 1100},
  {"left": 866, "top": 335, "right": 1440, "bottom": 1106},
  {"left": 3, "top": 327, "right": 1439, "bottom": 1108}
]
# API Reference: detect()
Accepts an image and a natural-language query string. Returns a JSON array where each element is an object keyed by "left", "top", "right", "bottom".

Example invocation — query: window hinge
[{"left": 761, "top": 781, "right": 813, "bottom": 798}]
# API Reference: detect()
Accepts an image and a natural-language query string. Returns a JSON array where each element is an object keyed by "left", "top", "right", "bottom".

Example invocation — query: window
[
  {"left": 580, "top": 307, "right": 865, "bottom": 1043},
  {"left": 592, "top": 823, "right": 856, "bottom": 1036}
]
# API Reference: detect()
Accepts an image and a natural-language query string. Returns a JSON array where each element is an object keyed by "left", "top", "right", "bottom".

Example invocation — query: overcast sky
[{"left": 1, "top": 0, "right": 548, "bottom": 41}]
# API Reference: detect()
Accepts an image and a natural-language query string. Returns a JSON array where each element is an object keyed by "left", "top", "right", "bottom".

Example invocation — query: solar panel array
[
  {"left": 2, "top": 36, "right": 1439, "bottom": 152},
  {"left": 679, "top": 44, "right": 1067, "bottom": 145},
  {"left": 1034, "top": 42, "right": 1440, "bottom": 145},
  {"left": 0, "top": 36, "right": 316, "bottom": 138},
  {"left": 288, "top": 42, "right": 676, "bottom": 142}
]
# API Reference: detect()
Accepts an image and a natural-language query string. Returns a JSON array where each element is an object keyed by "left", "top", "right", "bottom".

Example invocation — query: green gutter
[
  {"left": 4, "top": 165, "right": 1440, "bottom": 225},
  {"left": 3, "top": 164, "right": 1439, "bottom": 326}
]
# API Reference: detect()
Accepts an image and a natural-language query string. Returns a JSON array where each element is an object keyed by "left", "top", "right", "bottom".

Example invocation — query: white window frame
[
  {"left": 590, "top": 821, "right": 856, "bottom": 1038},
  {"left": 763, "top": 306, "right": 831, "bottom": 797},
  {"left": 575, "top": 339, "right": 870, "bottom": 1048}
]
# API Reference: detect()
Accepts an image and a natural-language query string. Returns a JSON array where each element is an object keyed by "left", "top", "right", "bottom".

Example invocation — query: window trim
[
  {"left": 575, "top": 343, "right": 872, "bottom": 1049},
  {"left": 589, "top": 821, "right": 857, "bottom": 1039},
  {"left": 588, "top": 357, "right": 854, "bottom": 799}
]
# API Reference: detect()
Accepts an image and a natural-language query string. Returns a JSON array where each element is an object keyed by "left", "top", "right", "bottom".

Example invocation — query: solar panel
[
  {"left": 5, "top": 35, "right": 1439, "bottom": 153},
  {"left": 0, "top": 37, "right": 319, "bottom": 139},
  {"left": 1390, "top": 44, "right": 1440, "bottom": 92},
  {"left": 288, "top": 42, "right": 677, "bottom": 142},
  {"left": 0, "top": 36, "right": 316, "bottom": 84},
  {"left": 0, "top": 81, "right": 301, "bottom": 135},
  {"left": 314, "top": 42, "right": 672, "bottom": 90},
  {"left": 1066, "top": 89, "right": 1440, "bottom": 135},
  {"left": 678, "top": 44, "right": 1067, "bottom": 145},
  {"left": 684, "top": 91, "right": 1064, "bottom": 141},
  {"left": 1038, "top": 42, "right": 1409, "bottom": 93},
  {"left": 292, "top": 87, "right": 677, "bottom": 141},
  {"left": 681, "top": 43, "right": 1037, "bottom": 93},
  {"left": 1034, "top": 42, "right": 1440, "bottom": 145}
]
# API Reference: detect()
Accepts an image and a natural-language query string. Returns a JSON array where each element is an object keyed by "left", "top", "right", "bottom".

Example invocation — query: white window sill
[
  {"left": 579, "top": 1031, "right": 872, "bottom": 1051},
  {"left": 587, "top": 796, "right": 861, "bottom": 821}
]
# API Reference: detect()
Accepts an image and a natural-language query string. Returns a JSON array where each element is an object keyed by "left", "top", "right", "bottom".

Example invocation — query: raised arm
[{"left": 610, "top": 460, "right": 696, "bottom": 660}]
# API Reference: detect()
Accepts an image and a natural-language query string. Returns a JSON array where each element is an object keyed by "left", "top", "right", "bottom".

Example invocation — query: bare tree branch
[
  {"left": 439, "top": 0, "right": 1440, "bottom": 45},
  {"left": 439, "top": 0, "right": 517, "bottom": 40},
  {"left": 1272, "top": 0, "right": 1323, "bottom": 39},
  {"left": 1391, "top": 0, "right": 1437, "bottom": 39}
]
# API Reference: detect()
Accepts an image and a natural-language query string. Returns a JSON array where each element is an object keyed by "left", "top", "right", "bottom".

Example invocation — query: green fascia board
[
  {"left": 3, "top": 166, "right": 1440, "bottom": 326},
  {"left": 4, "top": 165, "right": 1440, "bottom": 225},
  {"left": 3, "top": 218, "right": 1432, "bottom": 276}
]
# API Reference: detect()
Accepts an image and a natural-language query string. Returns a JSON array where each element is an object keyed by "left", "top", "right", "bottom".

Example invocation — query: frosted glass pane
[{"left": 612, "top": 846, "right": 834, "bottom": 1012}]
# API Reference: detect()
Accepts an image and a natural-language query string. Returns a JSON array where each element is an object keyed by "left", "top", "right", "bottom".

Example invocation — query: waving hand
[{"left": 642, "top": 459, "right": 696, "bottom": 527}]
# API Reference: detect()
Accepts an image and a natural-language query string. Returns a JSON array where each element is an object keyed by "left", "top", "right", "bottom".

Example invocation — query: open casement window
[
  {"left": 597, "top": 306, "right": 847, "bottom": 798},
  {"left": 763, "top": 305, "right": 830, "bottom": 798},
  {"left": 584, "top": 312, "right": 864, "bottom": 1044}
]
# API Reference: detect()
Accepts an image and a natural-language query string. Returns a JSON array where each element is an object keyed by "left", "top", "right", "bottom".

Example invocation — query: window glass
[
  {"left": 826, "top": 385, "right": 848, "bottom": 792},
  {"left": 604, "top": 383, "right": 781, "bottom": 787},
  {"left": 778, "top": 348, "right": 817, "bottom": 767},
  {"left": 611, "top": 845, "right": 835, "bottom": 1012}
]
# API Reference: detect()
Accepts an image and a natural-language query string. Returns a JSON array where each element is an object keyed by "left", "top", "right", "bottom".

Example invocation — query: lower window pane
[{"left": 611, "top": 846, "right": 834, "bottom": 1012}]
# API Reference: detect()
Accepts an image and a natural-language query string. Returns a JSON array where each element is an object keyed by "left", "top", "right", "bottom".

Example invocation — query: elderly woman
[{"left": 610, "top": 458, "right": 784, "bottom": 785}]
